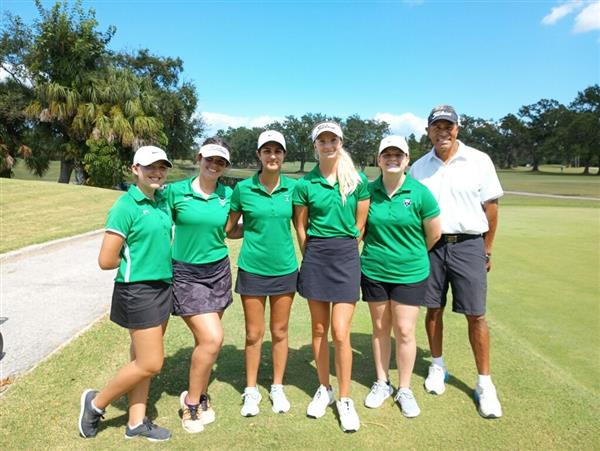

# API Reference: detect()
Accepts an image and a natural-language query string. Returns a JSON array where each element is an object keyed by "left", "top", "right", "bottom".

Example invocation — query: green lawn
[
  {"left": 0, "top": 178, "right": 599, "bottom": 449},
  {"left": 0, "top": 179, "right": 121, "bottom": 253}
]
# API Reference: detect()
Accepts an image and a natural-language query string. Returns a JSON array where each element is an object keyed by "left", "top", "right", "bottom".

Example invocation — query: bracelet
[{"left": 485, "top": 253, "right": 492, "bottom": 261}]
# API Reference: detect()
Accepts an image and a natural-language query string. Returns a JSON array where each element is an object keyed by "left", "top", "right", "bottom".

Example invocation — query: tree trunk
[
  {"left": 299, "top": 158, "right": 306, "bottom": 173},
  {"left": 58, "top": 157, "right": 74, "bottom": 183}
]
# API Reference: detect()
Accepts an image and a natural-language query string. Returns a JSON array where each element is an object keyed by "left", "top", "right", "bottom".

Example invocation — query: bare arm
[
  {"left": 98, "top": 231, "right": 125, "bottom": 270},
  {"left": 423, "top": 215, "right": 442, "bottom": 250},
  {"left": 355, "top": 199, "right": 370, "bottom": 241},
  {"left": 482, "top": 198, "right": 499, "bottom": 272},
  {"left": 293, "top": 205, "right": 309, "bottom": 255},
  {"left": 225, "top": 211, "right": 243, "bottom": 239}
]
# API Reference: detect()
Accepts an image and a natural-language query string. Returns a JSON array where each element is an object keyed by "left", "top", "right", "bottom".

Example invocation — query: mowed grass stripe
[{"left": 489, "top": 204, "right": 599, "bottom": 395}]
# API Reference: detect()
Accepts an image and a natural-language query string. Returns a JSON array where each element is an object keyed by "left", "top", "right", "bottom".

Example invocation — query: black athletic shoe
[
  {"left": 78, "top": 389, "right": 104, "bottom": 438},
  {"left": 125, "top": 417, "right": 171, "bottom": 441}
]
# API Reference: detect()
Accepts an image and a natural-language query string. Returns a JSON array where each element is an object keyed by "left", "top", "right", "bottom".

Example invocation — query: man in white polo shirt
[{"left": 410, "top": 105, "right": 503, "bottom": 419}]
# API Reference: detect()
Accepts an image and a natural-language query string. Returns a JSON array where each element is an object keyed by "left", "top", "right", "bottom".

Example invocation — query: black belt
[{"left": 441, "top": 234, "right": 482, "bottom": 244}]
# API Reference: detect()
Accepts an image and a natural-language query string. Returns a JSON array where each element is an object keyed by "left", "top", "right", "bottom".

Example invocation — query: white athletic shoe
[
  {"left": 394, "top": 388, "right": 421, "bottom": 418},
  {"left": 179, "top": 391, "right": 204, "bottom": 433},
  {"left": 270, "top": 384, "right": 291, "bottom": 413},
  {"left": 424, "top": 364, "right": 448, "bottom": 395},
  {"left": 240, "top": 387, "right": 262, "bottom": 417},
  {"left": 474, "top": 383, "right": 503, "bottom": 419},
  {"left": 364, "top": 380, "right": 393, "bottom": 408},
  {"left": 306, "top": 385, "right": 334, "bottom": 418},
  {"left": 336, "top": 398, "right": 360, "bottom": 432}
]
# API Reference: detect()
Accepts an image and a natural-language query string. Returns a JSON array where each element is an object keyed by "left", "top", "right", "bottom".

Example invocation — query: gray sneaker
[
  {"left": 125, "top": 417, "right": 171, "bottom": 441},
  {"left": 394, "top": 388, "right": 421, "bottom": 418},
  {"left": 78, "top": 389, "right": 104, "bottom": 438}
]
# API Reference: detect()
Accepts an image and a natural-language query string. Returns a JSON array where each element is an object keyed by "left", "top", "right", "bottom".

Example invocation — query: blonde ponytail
[{"left": 337, "top": 148, "right": 362, "bottom": 205}]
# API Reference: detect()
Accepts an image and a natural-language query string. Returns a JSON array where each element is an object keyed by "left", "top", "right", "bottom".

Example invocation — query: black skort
[
  {"left": 110, "top": 281, "right": 172, "bottom": 329},
  {"left": 361, "top": 274, "right": 428, "bottom": 306},
  {"left": 235, "top": 268, "right": 298, "bottom": 296}
]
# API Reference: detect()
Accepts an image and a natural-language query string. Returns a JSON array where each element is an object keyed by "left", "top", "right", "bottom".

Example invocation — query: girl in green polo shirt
[
  {"left": 225, "top": 130, "right": 298, "bottom": 417},
  {"left": 292, "top": 121, "right": 370, "bottom": 433},
  {"left": 165, "top": 137, "right": 236, "bottom": 434},
  {"left": 78, "top": 146, "right": 173, "bottom": 442},
  {"left": 360, "top": 136, "right": 441, "bottom": 418}
]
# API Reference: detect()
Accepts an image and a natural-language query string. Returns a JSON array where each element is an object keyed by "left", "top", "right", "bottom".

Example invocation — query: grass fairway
[
  {"left": 0, "top": 179, "right": 121, "bottom": 253},
  {"left": 1, "top": 186, "right": 599, "bottom": 449}
]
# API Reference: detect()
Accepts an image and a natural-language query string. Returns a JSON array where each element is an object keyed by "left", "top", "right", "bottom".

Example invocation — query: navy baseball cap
[{"left": 427, "top": 105, "right": 460, "bottom": 126}]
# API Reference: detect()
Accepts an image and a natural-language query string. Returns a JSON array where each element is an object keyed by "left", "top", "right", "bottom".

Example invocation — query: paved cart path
[{"left": 0, "top": 231, "right": 115, "bottom": 381}]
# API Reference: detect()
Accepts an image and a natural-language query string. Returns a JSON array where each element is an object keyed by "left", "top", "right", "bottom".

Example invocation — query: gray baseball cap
[{"left": 428, "top": 105, "right": 460, "bottom": 126}]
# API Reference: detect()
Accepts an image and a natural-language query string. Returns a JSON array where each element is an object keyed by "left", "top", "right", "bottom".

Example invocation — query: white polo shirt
[{"left": 409, "top": 140, "right": 503, "bottom": 234}]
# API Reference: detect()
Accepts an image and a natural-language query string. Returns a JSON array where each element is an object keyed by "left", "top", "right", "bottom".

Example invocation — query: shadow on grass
[
  {"left": 350, "top": 332, "right": 472, "bottom": 399},
  {"left": 100, "top": 330, "right": 473, "bottom": 432}
]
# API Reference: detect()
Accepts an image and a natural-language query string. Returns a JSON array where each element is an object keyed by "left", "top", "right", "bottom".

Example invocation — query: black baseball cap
[{"left": 428, "top": 105, "right": 459, "bottom": 126}]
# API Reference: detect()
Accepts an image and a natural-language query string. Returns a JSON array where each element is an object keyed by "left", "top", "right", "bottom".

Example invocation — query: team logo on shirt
[
  {"left": 142, "top": 209, "right": 150, "bottom": 215},
  {"left": 219, "top": 197, "right": 226, "bottom": 207},
  {"left": 284, "top": 194, "right": 290, "bottom": 202},
  {"left": 403, "top": 199, "right": 412, "bottom": 208}
]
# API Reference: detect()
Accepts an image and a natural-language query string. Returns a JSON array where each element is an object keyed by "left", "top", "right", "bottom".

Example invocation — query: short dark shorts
[
  {"left": 361, "top": 273, "right": 428, "bottom": 306},
  {"left": 172, "top": 257, "right": 233, "bottom": 316},
  {"left": 425, "top": 236, "right": 487, "bottom": 315},
  {"left": 235, "top": 268, "right": 298, "bottom": 296},
  {"left": 110, "top": 281, "right": 172, "bottom": 329},
  {"left": 297, "top": 236, "right": 360, "bottom": 303}
]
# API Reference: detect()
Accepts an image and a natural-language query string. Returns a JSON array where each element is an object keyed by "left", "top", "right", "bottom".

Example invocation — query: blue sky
[{"left": 2, "top": 0, "right": 599, "bottom": 137}]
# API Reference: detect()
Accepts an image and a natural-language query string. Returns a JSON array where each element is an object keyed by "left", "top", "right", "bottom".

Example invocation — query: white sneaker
[
  {"left": 306, "top": 385, "right": 334, "bottom": 418},
  {"left": 240, "top": 387, "right": 262, "bottom": 417},
  {"left": 336, "top": 398, "right": 360, "bottom": 432},
  {"left": 179, "top": 391, "right": 204, "bottom": 433},
  {"left": 364, "top": 380, "right": 393, "bottom": 408},
  {"left": 270, "top": 384, "right": 291, "bottom": 413},
  {"left": 424, "top": 364, "right": 448, "bottom": 395},
  {"left": 474, "top": 383, "right": 503, "bottom": 419},
  {"left": 394, "top": 388, "right": 421, "bottom": 418}
]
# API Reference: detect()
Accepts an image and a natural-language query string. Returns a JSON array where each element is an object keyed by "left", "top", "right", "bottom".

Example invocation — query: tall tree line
[
  {"left": 0, "top": 0, "right": 203, "bottom": 186},
  {"left": 217, "top": 85, "right": 599, "bottom": 175}
]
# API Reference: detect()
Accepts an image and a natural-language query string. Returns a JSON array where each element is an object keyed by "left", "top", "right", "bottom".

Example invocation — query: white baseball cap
[
  {"left": 378, "top": 135, "right": 409, "bottom": 156},
  {"left": 133, "top": 146, "right": 172, "bottom": 167},
  {"left": 257, "top": 130, "right": 286, "bottom": 151},
  {"left": 199, "top": 144, "right": 231, "bottom": 165},
  {"left": 311, "top": 121, "right": 343, "bottom": 142}
]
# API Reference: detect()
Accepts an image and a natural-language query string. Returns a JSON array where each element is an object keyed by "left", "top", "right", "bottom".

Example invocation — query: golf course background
[{"left": 0, "top": 166, "right": 598, "bottom": 449}]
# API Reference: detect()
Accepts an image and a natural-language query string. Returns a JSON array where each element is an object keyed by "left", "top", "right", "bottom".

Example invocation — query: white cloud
[
  {"left": 0, "top": 67, "right": 9, "bottom": 82},
  {"left": 373, "top": 112, "right": 427, "bottom": 138},
  {"left": 199, "top": 111, "right": 429, "bottom": 139},
  {"left": 574, "top": 1, "right": 600, "bottom": 32},
  {"left": 200, "top": 112, "right": 285, "bottom": 136},
  {"left": 542, "top": 1, "right": 583, "bottom": 25}
]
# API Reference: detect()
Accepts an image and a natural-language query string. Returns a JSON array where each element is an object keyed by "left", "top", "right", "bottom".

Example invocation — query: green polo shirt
[
  {"left": 166, "top": 177, "right": 232, "bottom": 264},
  {"left": 105, "top": 185, "right": 173, "bottom": 283},
  {"left": 361, "top": 174, "right": 440, "bottom": 283},
  {"left": 292, "top": 165, "right": 370, "bottom": 238},
  {"left": 231, "top": 173, "right": 297, "bottom": 276}
]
